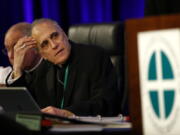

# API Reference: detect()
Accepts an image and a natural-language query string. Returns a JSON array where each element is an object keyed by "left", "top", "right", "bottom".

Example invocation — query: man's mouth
[{"left": 55, "top": 48, "right": 64, "bottom": 56}]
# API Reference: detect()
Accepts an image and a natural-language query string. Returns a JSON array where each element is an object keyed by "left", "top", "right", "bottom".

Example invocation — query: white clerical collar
[{"left": 25, "top": 57, "right": 43, "bottom": 73}]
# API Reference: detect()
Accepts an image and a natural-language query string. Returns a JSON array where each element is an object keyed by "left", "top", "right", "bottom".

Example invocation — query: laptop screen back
[{"left": 0, "top": 87, "right": 40, "bottom": 113}]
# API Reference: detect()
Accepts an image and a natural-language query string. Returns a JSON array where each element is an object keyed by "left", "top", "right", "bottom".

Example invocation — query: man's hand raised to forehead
[{"left": 12, "top": 36, "right": 37, "bottom": 79}]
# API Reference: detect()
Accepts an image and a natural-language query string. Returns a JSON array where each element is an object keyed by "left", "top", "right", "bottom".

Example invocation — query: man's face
[
  {"left": 4, "top": 31, "right": 24, "bottom": 65},
  {"left": 32, "top": 22, "right": 71, "bottom": 65}
]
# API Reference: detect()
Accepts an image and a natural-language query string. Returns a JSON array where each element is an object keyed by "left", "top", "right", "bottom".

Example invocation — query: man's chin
[
  {"left": 54, "top": 58, "right": 67, "bottom": 65},
  {"left": 53, "top": 54, "right": 68, "bottom": 64}
]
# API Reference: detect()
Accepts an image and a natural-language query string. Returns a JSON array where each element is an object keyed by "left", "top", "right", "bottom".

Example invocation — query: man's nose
[{"left": 49, "top": 40, "right": 58, "bottom": 49}]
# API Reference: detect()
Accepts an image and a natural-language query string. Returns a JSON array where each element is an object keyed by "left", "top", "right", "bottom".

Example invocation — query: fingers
[
  {"left": 14, "top": 36, "right": 37, "bottom": 51},
  {"left": 41, "top": 106, "right": 54, "bottom": 112},
  {"left": 41, "top": 106, "right": 75, "bottom": 117},
  {"left": 12, "top": 36, "right": 37, "bottom": 73},
  {"left": 19, "top": 41, "right": 36, "bottom": 49}
]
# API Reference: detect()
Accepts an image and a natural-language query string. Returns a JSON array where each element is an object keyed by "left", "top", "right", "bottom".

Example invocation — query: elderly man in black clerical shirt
[{"left": 8, "top": 18, "right": 120, "bottom": 117}]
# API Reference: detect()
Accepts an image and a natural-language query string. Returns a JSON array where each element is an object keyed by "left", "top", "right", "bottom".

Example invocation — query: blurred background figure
[
  {"left": 3, "top": 22, "right": 42, "bottom": 86},
  {"left": 4, "top": 22, "right": 41, "bottom": 80}
]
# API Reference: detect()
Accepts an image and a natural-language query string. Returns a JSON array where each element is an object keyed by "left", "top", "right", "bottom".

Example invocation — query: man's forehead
[
  {"left": 33, "top": 22, "right": 57, "bottom": 32},
  {"left": 32, "top": 23, "right": 61, "bottom": 42},
  {"left": 5, "top": 31, "right": 24, "bottom": 46}
]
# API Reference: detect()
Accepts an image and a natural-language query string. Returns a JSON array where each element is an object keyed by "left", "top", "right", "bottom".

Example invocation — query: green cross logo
[{"left": 148, "top": 50, "right": 175, "bottom": 119}]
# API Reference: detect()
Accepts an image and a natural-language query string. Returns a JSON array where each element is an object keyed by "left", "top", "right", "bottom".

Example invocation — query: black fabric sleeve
[
  {"left": 6, "top": 71, "right": 27, "bottom": 87},
  {"left": 65, "top": 51, "right": 120, "bottom": 116}
]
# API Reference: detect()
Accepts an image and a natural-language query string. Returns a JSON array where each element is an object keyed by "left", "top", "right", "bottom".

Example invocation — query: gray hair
[{"left": 31, "top": 18, "right": 62, "bottom": 33}]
